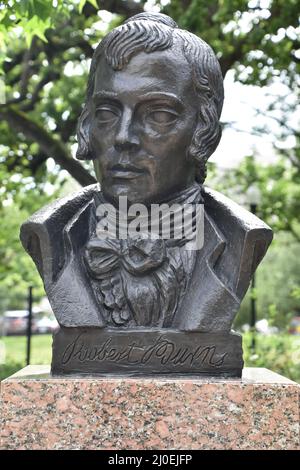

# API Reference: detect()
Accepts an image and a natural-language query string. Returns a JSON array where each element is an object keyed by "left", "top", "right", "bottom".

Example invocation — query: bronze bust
[{"left": 20, "top": 13, "right": 272, "bottom": 376}]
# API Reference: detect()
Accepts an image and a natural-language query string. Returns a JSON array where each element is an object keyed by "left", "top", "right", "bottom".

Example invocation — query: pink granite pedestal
[{"left": 1, "top": 366, "right": 299, "bottom": 450}]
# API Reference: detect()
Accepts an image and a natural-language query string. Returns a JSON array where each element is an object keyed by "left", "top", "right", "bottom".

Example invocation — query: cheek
[
  {"left": 141, "top": 120, "right": 195, "bottom": 154},
  {"left": 90, "top": 127, "right": 114, "bottom": 172},
  {"left": 140, "top": 112, "right": 197, "bottom": 144},
  {"left": 90, "top": 123, "right": 115, "bottom": 152}
]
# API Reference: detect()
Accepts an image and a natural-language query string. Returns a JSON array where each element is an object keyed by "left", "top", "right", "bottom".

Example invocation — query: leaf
[
  {"left": 87, "top": 0, "right": 98, "bottom": 9},
  {"left": 78, "top": 0, "right": 87, "bottom": 14},
  {"left": 78, "top": 0, "right": 98, "bottom": 14},
  {"left": 21, "top": 15, "right": 50, "bottom": 47},
  {"left": 17, "top": 0, "right": 31, "bottom": 17},
  {"left": 0, "top": 9, "right": 12, "bottom": 28},
  {"left": 31, "top": 0, "right": 53, "bottom": 22}
]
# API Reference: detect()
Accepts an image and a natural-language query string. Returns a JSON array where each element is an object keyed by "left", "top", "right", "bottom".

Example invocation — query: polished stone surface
[{"left": 1, "top": 366, "right": 299, "bottom": 450}]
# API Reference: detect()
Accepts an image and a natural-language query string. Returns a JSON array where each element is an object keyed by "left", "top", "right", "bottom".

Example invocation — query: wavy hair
[{"left": 76, "top": 12, "right": 224, "bottom": 184}]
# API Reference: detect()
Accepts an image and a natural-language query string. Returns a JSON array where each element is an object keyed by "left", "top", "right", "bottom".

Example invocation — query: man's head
[{"left": 77, "top": 12, "right": 224, "bottom": 204}]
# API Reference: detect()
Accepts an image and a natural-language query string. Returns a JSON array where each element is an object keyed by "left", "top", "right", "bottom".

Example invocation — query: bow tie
[
  {"left": 85, "top": 182, "right": 203, "bottom": 279},
  {"left": 84, "top": 237, "right": 167, "bottom": 279}
]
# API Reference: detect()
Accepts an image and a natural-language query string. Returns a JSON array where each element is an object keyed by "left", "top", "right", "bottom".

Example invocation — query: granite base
[{"left": 1, "top": 366, "right": 299, "bottom": 450}]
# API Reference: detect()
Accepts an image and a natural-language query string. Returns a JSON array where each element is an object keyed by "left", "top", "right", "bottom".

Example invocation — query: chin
[{"left": 103, "top": 184, "right": 147, "bottom": 206}]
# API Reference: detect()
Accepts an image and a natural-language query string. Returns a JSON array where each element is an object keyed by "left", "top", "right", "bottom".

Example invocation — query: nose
[{"left": 114, "top": 108, "right": 140, "bottom": 152}]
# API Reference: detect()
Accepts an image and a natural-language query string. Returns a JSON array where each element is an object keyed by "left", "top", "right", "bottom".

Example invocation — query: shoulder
[
  {"left": 202, "top": 186, "right": 273, "bottom": 299},
  {"left": 203, "top": 186, "right": 272, "bottom": 234},
  {"left": 20, "top": 183, "right": 99, "bottom": 284},
  {"left": 21, "top": 183, "right": 99, "bottom": 229}
]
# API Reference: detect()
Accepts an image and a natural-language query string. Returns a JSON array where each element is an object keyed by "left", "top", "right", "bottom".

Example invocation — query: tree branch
[
  {"left": 0, "top": 106, "right": 96, "bottom": 187},
  {"left": 28, "top": 151, "right": 48, "bottom": 174},
  {"left": 19, "top": 38, "right": 37, "bottom": 98},
  {"left": 20, "top": 71, "right": 60, "bottom": 112},
  {"left": 274, "top": 146, "right": 300, "bottom": 171},
  {"left": 84, "top": 0, "right": 144, "bottom": 18},
  {"left": 254, "top": 110, "right": 300, "bottom": 139}
]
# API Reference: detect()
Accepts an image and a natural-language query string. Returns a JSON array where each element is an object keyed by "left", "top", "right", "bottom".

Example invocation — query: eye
[
  {"left": 147, "top": 109, "right": 178, "bottom": 125},
  {"left": 96, "top": 107, "right": 119, "bottom": 123}
]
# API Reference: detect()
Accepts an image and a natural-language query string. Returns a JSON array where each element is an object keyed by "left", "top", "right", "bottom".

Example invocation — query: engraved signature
[
  {"left": 140, "top": 336, "right": 227, "bottom": 366},
  {"left": 61, "top": 334, "right": 227, "bottom": 368}
]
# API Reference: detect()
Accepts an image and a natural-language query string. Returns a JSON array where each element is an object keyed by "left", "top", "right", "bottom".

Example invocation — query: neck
[{"left": 98, "top": 181, "right": 203, "bottom": 209}]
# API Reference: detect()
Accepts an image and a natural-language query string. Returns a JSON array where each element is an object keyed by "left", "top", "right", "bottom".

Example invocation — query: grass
[
  {"left": 0, "top": 332, "right": 299, "bottom": 382},
  {"left": 0, "top": 334, "right": 52, "bottom": 381}
]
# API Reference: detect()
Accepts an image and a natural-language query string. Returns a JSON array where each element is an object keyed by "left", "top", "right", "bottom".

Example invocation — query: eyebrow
[
  {"left": 93, "top": 91, "right": 118, "bottom": 100},
  {"left": 92, "top": 91, "right": 184, "bottom": 107}
]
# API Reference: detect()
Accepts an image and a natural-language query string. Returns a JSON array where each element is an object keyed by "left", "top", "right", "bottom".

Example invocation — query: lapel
[
  {"left": 23, "top": 184, "right": 105, "bottom": 327},
  {"left": 49, "top": 190, "right": 107, "bottom": 327},
  {"left": 172, "top": 209, "right": 240, "bottom": 331}
]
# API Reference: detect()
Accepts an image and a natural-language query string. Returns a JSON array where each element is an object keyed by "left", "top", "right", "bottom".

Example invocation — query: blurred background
[{"left": 0, "top": 0, "right": 299, "bottom": 382}]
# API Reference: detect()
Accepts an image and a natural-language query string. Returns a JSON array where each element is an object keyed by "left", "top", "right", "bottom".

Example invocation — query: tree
[
  {"left": 166, "top": 1, "right": 300, "bottom": 223},
  {"left": 209, "top": 155, "right": 300, "bottom": 240},
  {"left": 0, "top": 196, "right": 50, "bottom": 312},
  {"left": 233, "top": 231, "right": 300, "bottom": 329},
  {"left": 0, "top": 0, "right": 299, "bottom": 203},
  {"left": 0, "top": 0, "right": 299, "bottom": 314},
  {"left": 166, "top": 0, "right": 299, "bottom": 86}
]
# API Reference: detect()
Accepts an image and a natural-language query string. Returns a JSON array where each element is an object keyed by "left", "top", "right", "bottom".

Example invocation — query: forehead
[{"left": 93, "top": 48, "right": 196, "bottom": 103}]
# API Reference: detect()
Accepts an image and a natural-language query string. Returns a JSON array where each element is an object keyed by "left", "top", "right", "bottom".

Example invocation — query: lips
[{"left": 109, "top": 164, "right": 145, "bottom": 179}]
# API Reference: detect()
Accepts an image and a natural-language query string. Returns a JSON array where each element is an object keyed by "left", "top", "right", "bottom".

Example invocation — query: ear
[{"left": 76, "top": 105, "right": 93, "bottom": 160}]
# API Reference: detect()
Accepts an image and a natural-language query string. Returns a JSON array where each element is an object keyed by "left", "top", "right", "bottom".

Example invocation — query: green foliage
[
  {"left": 211, "top": 156, "right": 300, "bottom": 329},
  {"left": 0, "top": 0, "right": 121, "bottom": 195},
  {"left": 0, "top": 0, "right": 299, "bottom": 198},
  {"left": 0, "top": 186, "right": 59, "bottom": 312},
  {"left": 243, "top": 332, "right": 300, "bottom": 383},
  {"left": 211, "top": 156, "right": 300, "bottom": 240},
  {"left": 291, "top": 286, "right": 300, "bottom": 300},
  {"left": 78, "top": 0, "right": 98, "bottom": 14},
  {"left": 0, "top": 2, "right": 299, "bottom": 349},
  {"left": 235, "top": 232, "right": 300, "bottom": 329},
  {"left": 0, "top": 333, "right": 52, "bottom": 381},
  {"left": 0, "top": 1, "right": 99, "bottom": 61},
  {"left": 0, "top": 0, "right": 65, "bottom": 65},
  {"left": 165, "top": 0, "right": 300, "bottom": 88},
  {"left": 168, "top": 1, "right": 300, "bottom": 213},
  {"left": 0, "top": 361, "right": 24, "bottom": 381}
]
